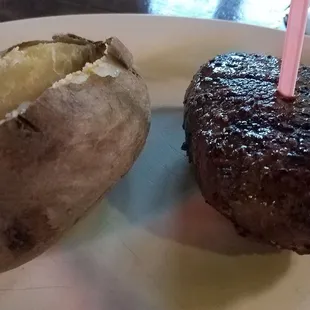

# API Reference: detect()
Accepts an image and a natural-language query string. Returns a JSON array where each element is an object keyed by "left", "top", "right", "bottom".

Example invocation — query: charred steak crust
[{"left": 182, "top": 52, "right": 310, "bottom": 254}]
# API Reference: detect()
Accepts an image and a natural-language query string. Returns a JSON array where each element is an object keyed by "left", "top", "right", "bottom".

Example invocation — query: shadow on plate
[
  {"left": 146, "top": 190, "right": 281, "bottom": 256},
  {"left": 107, "top": 108, "right": 195, "bottom": 223}
]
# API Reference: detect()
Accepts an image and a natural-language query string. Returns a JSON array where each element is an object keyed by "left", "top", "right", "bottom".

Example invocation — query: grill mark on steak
[{"left": 183, "top": 52, "right": 310, "bottom": 254}]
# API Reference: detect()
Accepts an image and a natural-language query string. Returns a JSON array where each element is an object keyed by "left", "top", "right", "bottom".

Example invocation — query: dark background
[{"left": 0, "top": 0, "right": 290, "bottom": 29}]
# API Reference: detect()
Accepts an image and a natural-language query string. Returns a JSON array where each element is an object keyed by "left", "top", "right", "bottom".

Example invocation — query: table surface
[{"left": 1, "top": 0, "right": 290, "bottom": 29}]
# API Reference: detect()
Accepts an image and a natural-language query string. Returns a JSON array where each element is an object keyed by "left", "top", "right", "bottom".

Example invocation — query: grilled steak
[{"left": 182, "top": 52, "right": 310, "bottom": 254}]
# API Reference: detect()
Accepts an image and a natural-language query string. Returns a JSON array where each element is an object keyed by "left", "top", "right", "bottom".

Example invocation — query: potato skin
[{"left": 0, "top": 38, "right": 150, "bottom": 272}]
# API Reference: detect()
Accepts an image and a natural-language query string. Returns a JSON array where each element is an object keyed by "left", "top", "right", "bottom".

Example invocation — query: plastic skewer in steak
[{"left": 278, "top": 0, "right": 310, "bottom": 98}]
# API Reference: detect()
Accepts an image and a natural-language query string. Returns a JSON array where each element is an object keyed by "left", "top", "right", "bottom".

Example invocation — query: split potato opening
[{"left": 0, "top": 35, "right": 111, "bottom": 119}]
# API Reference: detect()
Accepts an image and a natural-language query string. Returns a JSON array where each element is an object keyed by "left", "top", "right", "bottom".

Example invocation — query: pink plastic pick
[{"left": 278, "top": 0, "right": 310, "bottom": 98}]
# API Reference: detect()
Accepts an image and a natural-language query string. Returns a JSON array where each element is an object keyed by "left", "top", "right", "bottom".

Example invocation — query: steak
[{"left": 182, "top": 52, "right": 310, "bottom": 254}]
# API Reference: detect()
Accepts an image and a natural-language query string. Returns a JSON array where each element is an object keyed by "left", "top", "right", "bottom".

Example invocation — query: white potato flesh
[
  {"left": 52, "top": 56, "right": 122, "bottom": 88},
  {"left": 0, "top": 43, "right": 94, "bottom": 118}
]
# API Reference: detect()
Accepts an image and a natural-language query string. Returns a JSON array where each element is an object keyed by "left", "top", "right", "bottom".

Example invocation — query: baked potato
[{"left": 0, "top": 34, "right": 151, "bottom": 272}]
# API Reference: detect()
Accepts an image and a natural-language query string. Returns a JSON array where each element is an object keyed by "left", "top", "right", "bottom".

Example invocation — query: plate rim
[{"left": 0, "top": 13, "right": 288, "bottom": 34}]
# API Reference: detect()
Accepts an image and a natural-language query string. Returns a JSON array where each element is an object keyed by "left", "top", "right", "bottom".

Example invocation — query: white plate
[{"left": 1, "top": 14, "right": 310, "bottom": 310}]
